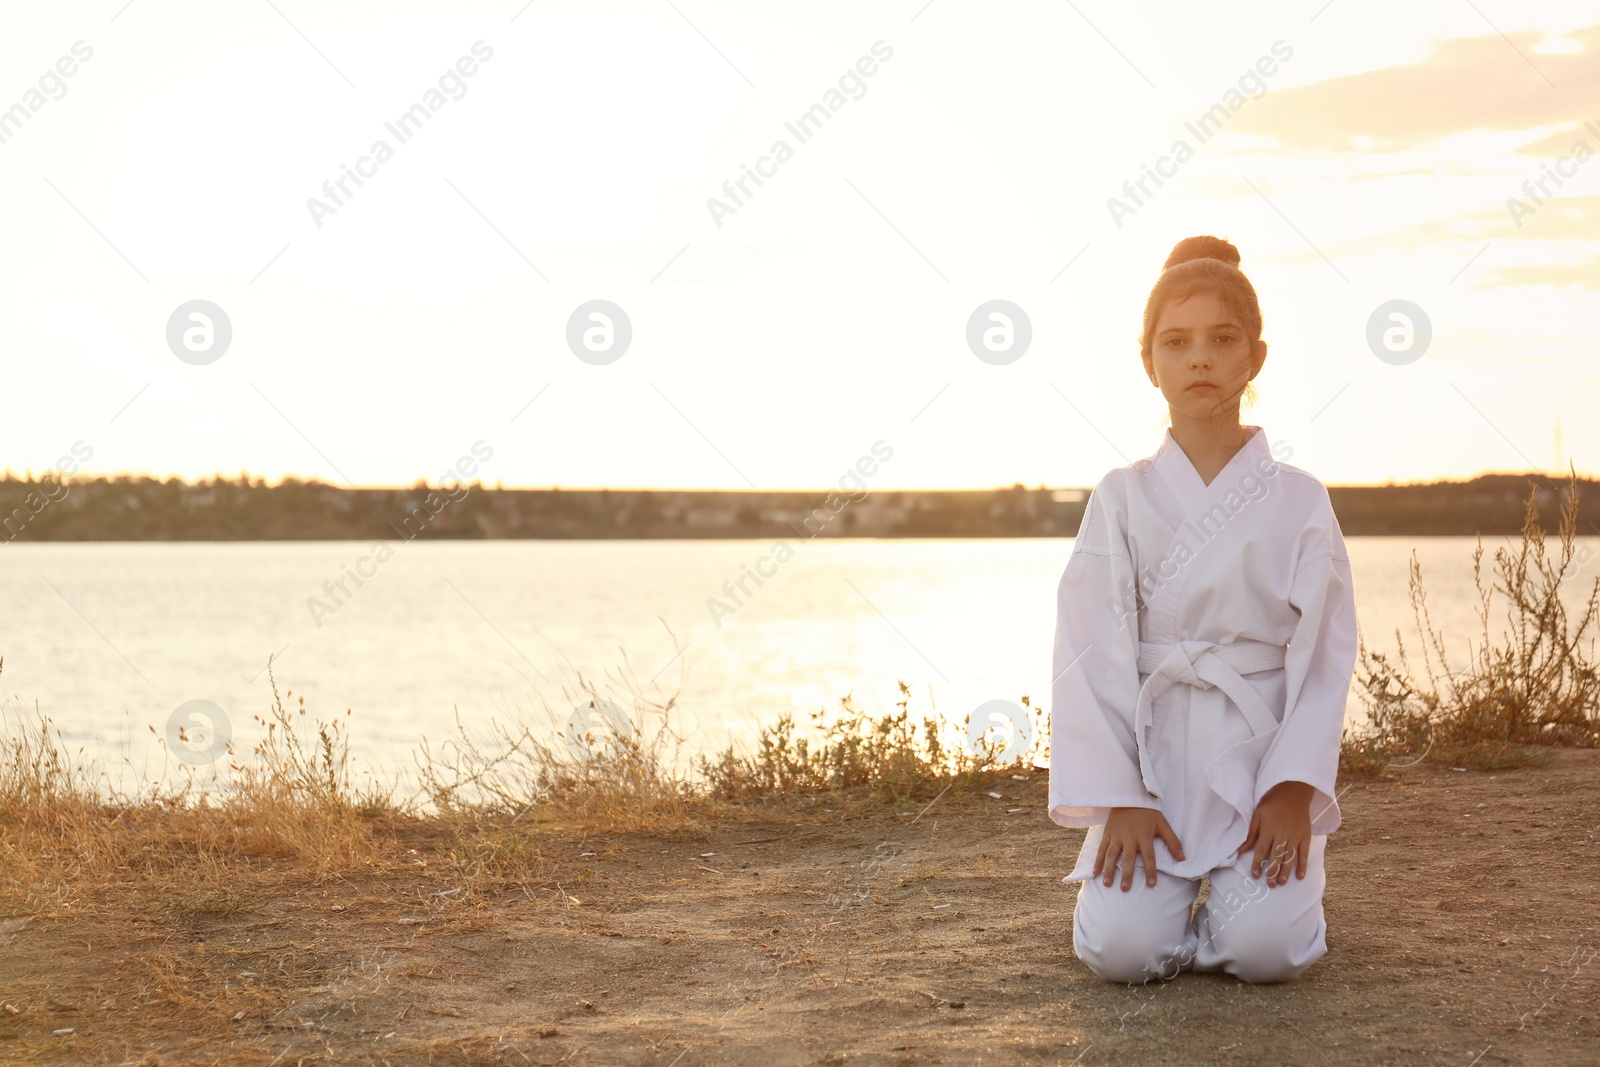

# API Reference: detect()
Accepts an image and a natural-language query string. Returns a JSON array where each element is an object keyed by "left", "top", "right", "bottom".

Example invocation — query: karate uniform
[{"left": 1048, "top": 424, "right": 1357, "bottom": 983}]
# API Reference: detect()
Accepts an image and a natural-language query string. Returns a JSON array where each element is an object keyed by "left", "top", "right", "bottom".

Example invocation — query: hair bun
[{"left": 1164, "top": 235, "right": 1240, "bottom": 270}]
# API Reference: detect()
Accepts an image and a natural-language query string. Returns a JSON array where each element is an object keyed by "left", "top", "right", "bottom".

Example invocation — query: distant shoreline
[
  {"left": 3, "top": 471, "right": 1594, "bottom": 541},
  {"left": 4, "top": 532, "right": 1593, "bottom": 544}
]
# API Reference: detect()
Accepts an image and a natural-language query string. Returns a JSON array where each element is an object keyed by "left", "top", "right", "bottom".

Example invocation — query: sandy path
[{"left": 2, "top": 751, "right": 1597, "bottom": 1065}]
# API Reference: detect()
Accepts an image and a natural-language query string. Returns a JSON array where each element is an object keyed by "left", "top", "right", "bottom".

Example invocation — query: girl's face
[{"left": 1143, "top": 289, "right": 1267, "bottom": 418}]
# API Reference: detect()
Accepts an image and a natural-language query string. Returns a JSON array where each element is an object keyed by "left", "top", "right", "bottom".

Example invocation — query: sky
[{"left": 2, "top": 0, "right": 1597, "bottom": 492}]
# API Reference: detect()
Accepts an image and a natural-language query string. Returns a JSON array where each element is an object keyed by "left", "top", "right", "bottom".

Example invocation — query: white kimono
[{"left": 1048, "top": 424, "right": 1358, "bottom": 883}]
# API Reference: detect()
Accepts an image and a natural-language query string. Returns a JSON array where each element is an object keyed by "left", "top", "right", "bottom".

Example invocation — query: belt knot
[{"left": 1131, "top": 638, "right": 1287, "bottom": 799}]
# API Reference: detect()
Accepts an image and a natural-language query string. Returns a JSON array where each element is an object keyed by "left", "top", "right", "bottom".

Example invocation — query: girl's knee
[
  {"left": 1074, "top": 898, "right": 1193, "bottom": 984},
  {"left": 1206, "top": 910, "right": 1325, "bottom": 983},
  {"left": 1223, "top": 942, "right": 1315, "bottom": 983},
  {"left": 1200, "top": 862, "right": 1328, "bottom": 983},
  {"left": 1076, "top": 937, "right": 1188, "bottom": 984}
]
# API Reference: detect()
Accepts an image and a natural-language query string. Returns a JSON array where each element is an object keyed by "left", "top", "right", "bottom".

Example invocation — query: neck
[{"left": 1168, "top": 407, "right": 1251, "bottom": 467}]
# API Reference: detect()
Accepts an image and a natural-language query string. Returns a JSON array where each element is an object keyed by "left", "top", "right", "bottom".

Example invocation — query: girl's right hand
[{"left": 1095, "top": 806, "right": 1185, "bottom": 890}]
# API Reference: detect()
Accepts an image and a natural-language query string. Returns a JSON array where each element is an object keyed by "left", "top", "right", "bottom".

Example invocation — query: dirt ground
[{"left": 3, "top": 751, "right": 1598, "bottom": 1066}]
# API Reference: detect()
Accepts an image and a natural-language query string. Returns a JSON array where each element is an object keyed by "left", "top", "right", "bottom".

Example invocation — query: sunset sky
[{"left": 2, "top": 0, "right": 1596, "bottom": 491}]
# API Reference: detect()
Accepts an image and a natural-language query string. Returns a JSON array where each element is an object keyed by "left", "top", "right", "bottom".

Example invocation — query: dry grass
[
  {"left": 697, "top": 682, "right": 1046, "bottom": 806},
  {"left": 1, "top": 639, "right": 1043, "bottom": 931},
  {"left": 1341, "top": 466, "right": 1600, "bottom": 775},
  {"left": 412, "top": 648, "right": 701, "bottom": 833},
  {"left": 0, "top": 661, "right": 384, "bottom": 915}
]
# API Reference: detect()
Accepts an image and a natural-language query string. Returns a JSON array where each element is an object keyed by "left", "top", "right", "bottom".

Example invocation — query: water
[{"left": 3, "top": 536, "right": 1595, "bottom": 796}]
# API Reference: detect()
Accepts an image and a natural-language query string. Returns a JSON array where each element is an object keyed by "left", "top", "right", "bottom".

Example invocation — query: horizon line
[{"left": 2, "top": 468, "right": 1592, "bottom": 494}]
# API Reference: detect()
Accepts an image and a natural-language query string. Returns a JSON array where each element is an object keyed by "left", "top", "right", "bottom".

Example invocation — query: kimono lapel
[
  {"left": 1151, "top": 423, "right": 1266, "bottom": 511},
  {"left": 1133, "top": 424, "right": 1270, "bottom": 642}
]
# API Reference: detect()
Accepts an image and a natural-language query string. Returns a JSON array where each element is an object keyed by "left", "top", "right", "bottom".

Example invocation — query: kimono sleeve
[
  {"left": 1252, "top": 521, "right": 1358, "bottom": 836},
  {"left": 1047, "top": 479, "right": 1156, "bottom": 828}
]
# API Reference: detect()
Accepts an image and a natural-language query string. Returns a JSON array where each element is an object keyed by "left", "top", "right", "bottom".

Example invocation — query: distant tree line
[{"left": 1, "top": 471, "right": 1595, "bottom": 542}]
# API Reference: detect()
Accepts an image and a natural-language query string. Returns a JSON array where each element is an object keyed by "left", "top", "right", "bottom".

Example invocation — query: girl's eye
[{"left": 1215, "top": 334, "right": 1235, "bottom": 344}]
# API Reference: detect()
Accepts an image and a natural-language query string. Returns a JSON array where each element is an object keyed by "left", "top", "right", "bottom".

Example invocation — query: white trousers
[{"left": 1072, "top": 834, "right": 1328, "bottom": 984}]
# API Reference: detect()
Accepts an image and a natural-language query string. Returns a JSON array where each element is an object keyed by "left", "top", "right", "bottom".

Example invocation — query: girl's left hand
[{"left": 1238, "top": 780, "right": 1313, "bottom": 887}]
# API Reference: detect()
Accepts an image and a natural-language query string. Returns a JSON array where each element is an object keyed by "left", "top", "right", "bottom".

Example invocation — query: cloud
[
  {"left": 1259, "top": 197, "right": 1600, "bottom": 288},
  {"left": 1415, "top": 196, "right": 1600, "bottom": 242},
  {"left": 1517, "top": 124, "right": 1600, "bottom": 155},
  {"left": 1233, "top": 24, "right": 1600, "bottom": 152},
  {"left": 647, "top": 244, "right": 769, "bottom": 282},
  {"left": 1478, "top": 256, "right": 1600, "bottom": 289}
]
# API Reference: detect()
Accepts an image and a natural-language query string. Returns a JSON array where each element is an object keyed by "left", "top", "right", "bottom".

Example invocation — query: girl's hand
[
  {"left": 1239, "top": 780, "right": 1314, "bottom": 887},
  {"left": 1095, "top": 806, "right": 1185, "bottom": 891}
]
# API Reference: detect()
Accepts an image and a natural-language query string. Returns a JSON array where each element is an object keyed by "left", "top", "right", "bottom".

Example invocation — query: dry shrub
[
  {"left": 1342, "top": 467, "right": 1600, "bottom": 774},
  {"left": 413, "top": 651, "right": 697, "bottom": 837},
  {"left": 0, "top": 681, "right": 123, "bottom": 914},
  {"left": 215, "top": 661, "right": 386, "bottom": 873},
  {"left": 0, "top": 657, "right": 384, "bottom": 919},
  {"left": 698, "top": 681, "right": 1047, "bottom": 806}
]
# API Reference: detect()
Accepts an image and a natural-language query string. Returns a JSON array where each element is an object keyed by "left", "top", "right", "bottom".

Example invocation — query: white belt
[{"left": 1133, "top": 639, "right": 1286, "bottom": 799}]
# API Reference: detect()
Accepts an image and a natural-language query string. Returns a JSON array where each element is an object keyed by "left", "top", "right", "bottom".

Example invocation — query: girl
[{"left": 1048, "top": 235, "right": 1358, "bottom": 984}]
